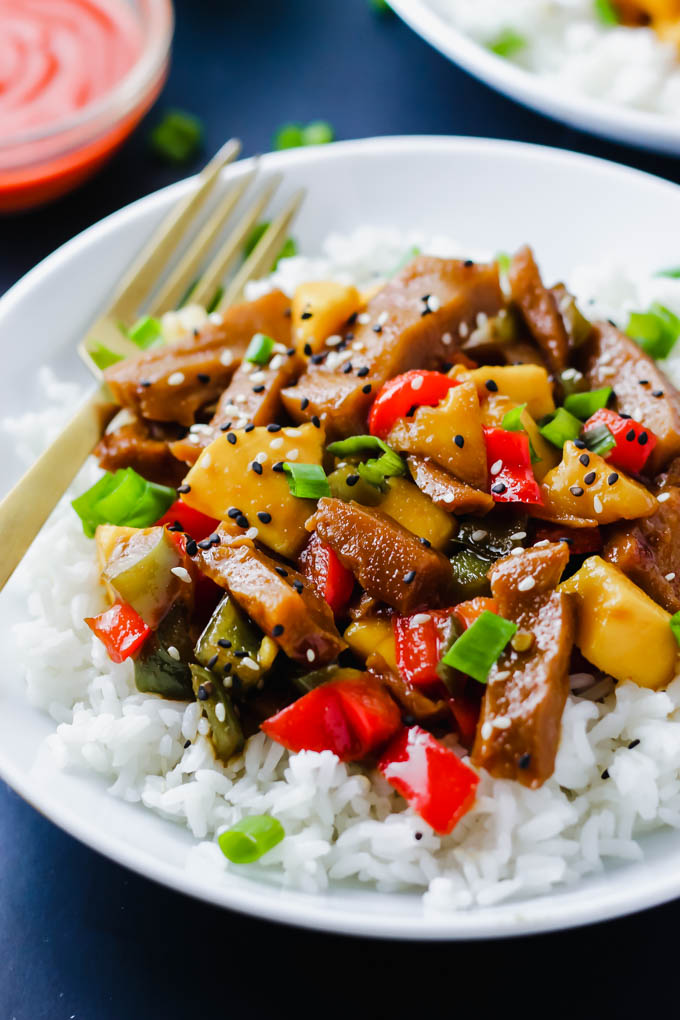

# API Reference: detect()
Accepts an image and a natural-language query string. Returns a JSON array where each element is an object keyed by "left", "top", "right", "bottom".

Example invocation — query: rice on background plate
[
  {"left": 429, "top": 0, "right": 680, "bottom": 118},
  {"left": 7, "top": 226, "right": 680, "bottom": 913}
]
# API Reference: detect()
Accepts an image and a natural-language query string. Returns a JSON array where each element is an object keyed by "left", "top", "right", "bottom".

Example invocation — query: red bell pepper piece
[
  {"left": 453, "top": 597, "right": 498, "bottom": 631},
  {"left": 300, "top": 533, "right": 354, "bottom": 615},
  {"left": 261, "top": 674, "right": 402, "bottom": 761},
  {"left": 368, "top": 370, "right": 459, "bottom": 439},
  {"left": 393, "top": 609, "right": 458, "bottom": 688},
  {"left": 378, "top": 725, "right": 479, "bottom": 833},
  {"left": 85, "top": 601, "right": 151, "bottom": 663},
  {"left": 483, "top": 426, "right": 543, "bottom": 505},
  {"left": 155, "top": 499, "right": 219, "bottom": 540},
  {"left": 446, "top": 693, "right": 481, "bottom": 747},
  {"left": 533, "top": 523, "right": 602, "bottom": 555},
  {"left": 583, "top": 408, "right": 657, "bottom": 475}
]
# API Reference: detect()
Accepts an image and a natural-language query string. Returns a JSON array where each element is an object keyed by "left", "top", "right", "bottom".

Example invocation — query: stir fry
[{"left": 74, "top": 247, "right": 680, "bottom": 837}]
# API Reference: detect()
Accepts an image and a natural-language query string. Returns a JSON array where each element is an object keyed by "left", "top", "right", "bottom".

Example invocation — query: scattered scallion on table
[
  {"left": 273, "top": 120, "right": 335, "bottom": 151},
  {"left": 656, "top": 267, "right": 680, "bottom": 280},
  {"left": 440, "top": 610, "right": 517, "bottom": 684},
  {"left": 218, "top": 815, "right": 285, "bottom": 863},
  {"left": 149, "top": 110, "right": 204, "bottom": 163}
]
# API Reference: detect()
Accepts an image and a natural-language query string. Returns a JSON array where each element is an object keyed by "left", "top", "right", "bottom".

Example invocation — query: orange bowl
[{"left": 0, "top": 0, "right": 174, "bottom": 213}]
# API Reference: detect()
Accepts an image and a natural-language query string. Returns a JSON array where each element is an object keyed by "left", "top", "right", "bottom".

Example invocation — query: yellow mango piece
[
  {"left": 95, "top": 524, "right": 138, "bottom": 603},
  {"left": 379, "top": 475, "right": 456, "bottom": 550},
  {"left": 292, "top": 281, "right": 360, "bottom": 355},
  {"left": 344, "top": 618, "right": 397, "bottom": 671},
  {"left": 387, "top": 379, "right": 487, "bottom": 488},
  {"left": 539, "top": 441, "right": 658, "bottom": 525},
  {"left": 183, "top": 423, "right": 325, "bottom": 559},
  {"left": 560, "top": 556, "right": 678, "bottom": 689},
  {"left": 466, "top": 364, "right": 555, "bottom": 420}
]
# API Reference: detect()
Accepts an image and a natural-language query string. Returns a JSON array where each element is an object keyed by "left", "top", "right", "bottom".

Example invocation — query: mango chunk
[
  {"left": 292, "top": 281, "right": 360, "bottom": 355},
  {"left": 378, "top": 476, "right": 456, "bottom": 550},
  {"left": 465, "top": 364, "right": 555, "bottom": 421},
  {"left": 182, "top": 423, "right": 325, "bottom": 559},
  {"left": 560, "top": 556, "right": 678, "bottom": 689},
  {"left": 344, "top": 618, "right": 397, "bottom": 671}
]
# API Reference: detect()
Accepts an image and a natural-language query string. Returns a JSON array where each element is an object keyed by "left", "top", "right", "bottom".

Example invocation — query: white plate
[
  {"left": 390, "top": 0, "right": 680, "bottom": 156},
  {"left": 2, "top": 136, "right": 680, "bottom": 939}
]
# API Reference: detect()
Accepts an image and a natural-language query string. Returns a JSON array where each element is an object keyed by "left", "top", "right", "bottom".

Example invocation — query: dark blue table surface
[{"left": 3, "top": 2, "right": 680, "bottom": 1015}]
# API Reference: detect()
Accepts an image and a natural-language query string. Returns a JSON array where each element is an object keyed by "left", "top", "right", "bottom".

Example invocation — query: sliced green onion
[
  {"left": 301, "top": 120, "right": 335, "bottom": 146},
  {"left": 563, "top": 387, "right": 612, "bottom": 421},
  {"left": 245, "top": 332, "right": 274, "bottom": 365},
  {"left": 656, "top": 267, "right": 680, "bottom": 279},
  {"left": 500, "top": 404, "right": 539, "bottom": 463},
  {"left": 496, "top": 251, "right": 511, "bottom": 275},
  {"left": 71, "top": 468, "right": 176, "bottom": 538},
  {"left": 283, "top": 463, "right": 331, "bottom": 500},
  {"left": 327, "top": 435, "right": 405, "bottom": 487},
  {"left": 243, "top": 221, "right": 298, "bottom": 266},
  {"left": 90, "top": 343, "right": 123, "bottom": 371},
  {"left": 390, "top": 246, "right": 421, "bottom": 277},
  {"left": 627, "top": 303, "right": 680, "bottom": 360},
  {"left": 558, "top": 367, "right": 586, "bottom": 397},
  {"left": 218, "top": 814, "right": 284, "bottom": 863},
  {"left": 128, "top": 316, "right": 162, "bottom": 350},
  {"left": 488, "top": 29, "right": 526, "bottom": 58},
  {"left": 149, "top": 110, "right": 203, "bottom": 163},
  {"left": 206, "top": 286, "right": 224, "bottom": 314},
  {"left": 671, "top": 612, "right": 680, "bottom": 648},
  {"left": 583, "top": 423, "right": 616, "bottom": 458},
  {"left": 327, "top": 435, "right": 396, "bottom": 460},
  {"left": 273, "top": 122, "right": 305, "bottom": 150},
  {"left": 441, "top": 610, "right": 517, "bottom": 684},
  {"left": 539, "top": 407, "right": 583, "bottom": 448},
  {"left": 593, "top": 0, "right": 620, "bottom": 24}
]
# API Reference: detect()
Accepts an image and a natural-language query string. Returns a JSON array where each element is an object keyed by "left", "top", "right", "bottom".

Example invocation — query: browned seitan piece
[
  {"left": 407, "top": 455, "right": 495, "bottom": 516},
  {"left": 94, "top": 417, "right": 187, "bottom": 487},
  {"left": 508, "top": 245, "right": 570, "bottom": 376}
]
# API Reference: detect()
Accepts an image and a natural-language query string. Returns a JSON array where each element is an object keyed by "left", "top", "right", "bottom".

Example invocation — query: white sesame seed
[
  {"left": 188, "top": 434, "right": 201, "bottom": 445},
  {"left": 410, "top": 375, "right": 424, "bottom": 391},
  {"left": 357, "top": 313, "right": 370, "bottom": 325},
  {"left": 241, "top": 657, "right": 260, "bottom": 671},
  {"left": 201, "top": 453, "right": 211, "bottom": 469},
  {"left": 352, "top": 340, "right": 365, "bottom": 352},
  {"left": 286, "top": 448, "right": 299, "bottom": 460},
  {"left": 190, "top": 422, "right": 214, "bottom": 434},
  {"left": 471, "top": 529, "right": 488, "bottom": 542},
  {"left": 284, "top": 428, "right": 299, "bottom": 437},
  {"left": 476, "top": 312, "right": 488, "bottom": 329},
  {"left": 326, "top": 334, "right": 343, "bottom": 347},
  {"left": 270, "top": 437, "right": 284, "bottom": 450},
  {"left": 510, "top": 547, "right": 524, "bottom": 556},
  {"left": 171, "top": 566, "right": 192, "bottom": 584},
  {"left": 198, "top": 718, "right": 210, "bottom": 736},
  {"left": 410, "top": 613, "right": 431, "bottom": 626},
  {"left": 666, "top": 572, "right": 676, "bottom": 581},
  {"left": 494, "top": 671, "right": 511, "bottom": 681},
  {"left": 510, "top": 531, "right": 527, "bottom": 540},
  {"left": 459, "top": 322, "right": 469, "bottom": 339},
  {"left": 168, "top": 371, "right": 185, "bottom": 386},
  {"left": 272, "top": 342, "right": 287, "bottom": 354},
  {"left": 235, "top": 394, "right": 247, "bottom": 403},
  {"left": 658, "top": 492, "right": 671, "bottom": 502},
  {"left": 167, "top": 645, "right": 180, "bottom": 661},
  {"left": 255, "top": 451, "right": 268, "bottom": 464},
  {"left": 215, "top": 702, "right": 226, "bottom": 723},
  {"left": 223, "top": 676, "right": 233, "bottom": 689},
  {"left": 377, "top": 311, "right": 389, "bottom": 326},
  {"left": 493, "top": 716, "right": 511, "bottom": 730},
  {"left": 490, "top": 459, "right": 503, "bottom": 476},
  {"left": 443, "top": 493, "right": 456, "bottom": 503},
  {"left": 593, "top": 495, "right": 603, "bottom": 514},
  {"left": 269, "top": 354, "right": 284, "bottom": 370},
  {"left": 209, "top": 312, "right": 223, "bottom": 325},
  {"left": 241, "top": 362, "right": 253, "bottom": 374},
  {"left": 306, "top": 649, "right": 316, "bottom": 663},
  {"left": 518, "top": 576, "right": 536, "bottom": 592},
  {"left": 427, "top": 295, "right": 441, "bottom": 312},
  {"left": 219, "top": 350, "right": 233, "bottom": 366},
  {"left": 250, "top": 370, "right": 266, "bottom": 384},
  {"left": 562, "top": 368, "right": 578, "bottom": 380},
  {"left": 534, "top": 539, "right": 550, "bottom": 548},
  {"left": 442, "top": 331, "right": 452, "bottom": 346},
  {"left": 245, "top": 527, "right": 259, "bottom": 540},
  {"left": 481, "top": 722, "right": 493, "bottom": 740}
]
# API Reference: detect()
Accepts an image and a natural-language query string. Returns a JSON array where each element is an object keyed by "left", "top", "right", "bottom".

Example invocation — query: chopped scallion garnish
[
  {"left": 488, "top": 29, "right": 526, "bottom": 58},
  {"left": 593, "top": 0, "right": 620, "bottom": 25},
  {"left": 72, "top": 468, "right": 176, "bottom": 538},
  {"left": 563, "top": 387, "right": 612, "bottom": 421},
  {"left": 128, "top": 316, "right": 162, "bottom": 350},
  {"left": 539, "top": 407, "right": 582, "bottom": 448},
  {"left": 149, "top": 110, "right": 203, "bottom": 163},
  {"left": 583, "top": 423, "right": 616, "bottom": 457},
  {"left": 671, "top": 612, "right": 680, "bottom": 648},
  {"left": 655, "top": 267, "right": 680, "bottom": 279},
  {"left": 90, "top": 343, "right": 123, "bottom": 371},
  {"left": 440, "top": 610, "right": 517, "bottom": 684},
  {"left": 206, "top": 287, "right": 224, "bottom": 314},
  {"left": 327, "top": 435, "right": 405, "bottom": 487},
  {"left": 245, "top": 332, "right": 275, "bottom": 365},
  {"left": 273, "top": 120, "right": 335, "bottom": 151},
  {"left": 283, "top": 463, "right": 331, "bottom": 500},
  {"left": 500, "top": 404, "right": 539, "bottom": 462},
  {"left": 218, "top": 814, "right": 285, "bottom": 863},
  {"left": 627, "top": 303, "right": 680, "bottom": 360}
]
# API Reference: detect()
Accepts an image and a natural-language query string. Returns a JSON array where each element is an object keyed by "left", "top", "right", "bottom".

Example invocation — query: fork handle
[{"left": 0, "top": 387, "right": 118, "bottom": 592}]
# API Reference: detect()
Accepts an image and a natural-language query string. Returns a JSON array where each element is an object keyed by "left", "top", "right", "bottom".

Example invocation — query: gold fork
[{"left": 0, "top": 138, "right": 305, "bottom": 591}]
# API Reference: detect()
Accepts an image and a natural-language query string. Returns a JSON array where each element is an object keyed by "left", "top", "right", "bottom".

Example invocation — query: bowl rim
[
  {"left": 389, "top": 0, "right": 680, "bottom": 155},
  {"left": 4, "top": 135, "right": 680, "bottom": 940},
  {"left": 0, "top": 0, "right": 174, "bottom": 152}
]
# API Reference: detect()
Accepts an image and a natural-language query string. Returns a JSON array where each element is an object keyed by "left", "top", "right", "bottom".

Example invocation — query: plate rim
[
  {"left": 3, "top": 134, "right": 680, "bottom": 939},
  {"left": 390, "top": 0, "right": 680, "bottom": 156}
]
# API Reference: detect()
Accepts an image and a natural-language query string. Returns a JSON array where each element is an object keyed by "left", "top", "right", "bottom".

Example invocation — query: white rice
[
  {"left": 430, "top": 0, "right": 680, "bottom": 117},
  {"left": 8, "top": 226, "right": 680, "bottom": 912}
]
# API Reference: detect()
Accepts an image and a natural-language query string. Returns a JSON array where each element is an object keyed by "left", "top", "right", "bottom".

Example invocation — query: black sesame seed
[
  {"left": 267, "top": 423, "right": 282, "bottom": 432},
  {"left": 301, "top": 312, "right": 313, "bottom": 321},
  {"left": 372, "top": 324, "right": 383, "bottom": 333},
  {"left": 183, "top": 740, "right": 191, "bottom": 749},
  {"left": 402, "top": 714, "right": 416, "bottom": 727},
  {"left": 303, "top": 343, "right": 312, "bottom": 356},
  {"left": 518, "top": 753, "right": 531, "bottom": 770},
  {"left": 272, "top": 461, "right": 285, "bottom": 472},
  {"left": 601, "top": 769, "right": 610, "bottom": 780},
  {"left": 653, "top": 389, "right": 664, "bottom": 398},
  {"left": 234, "top": 650, "right": 248, "bottom": 659},
  {"left": 193, "top": 328, "right": 200, "bottom": 338},
  {"left": 419, "top": 537, "right": 431, "bottom": 548},
  {"left": 207, "top": 653, "right": 219, "bottom": 669},
  {"left": 442, "top": 361, "right": 453, "bottom": 373},
  {"left": 257, "top": 511, "right": 272, "bottom": 523},
  {"left": 300, "top": 397, "right": 310, "bottom": 410},
  {"left": 454, "top": 434, "right": 465, "bottom": 448},
  {"left": 485, "top": 379, "right": 498, "bottom": 392},
  {"left": 626, "top": 429, "right": 636, "bottom": 442},
  {"left": 607, "top": 472, "right": 619, "bottom": 485},
  {"left": 311, "top": 353, "right": 325, "bottom": 365},
  {"left": 197, "top": 373, "right": 210, "bottom": 384},
  {"left": 177, "top": 483, "right": 191, "bottom": 494},
  {"left": 220, "top": 422, "right": 231, "bottom": 432},
  {"left": 284, "top": 308, "right": 292, "bottom": 318},
  {"left": 275, "top": 567, "right": 288, "bottom": 577},
  {"left": 573, "top": 439, "right": 587, "bottom": 450},
  {"left": 362, "top": 384, "right": 372, "bottom": 394},
  {"left": 223, "top": 662, "right": 232, "bottom": 675},
  {"left": 227, "top": 432, "right": 237, "bottom": 445},
  {"left": 185, "top": 538, "right": 198, "bottom": 557},
  {"left": 569, "top": 485, "right": 584, "bottom": 497},
  {"left": 227, "top": 507, "right": 241, "bottom": 518},
  {"left": 357, "top": 366, "right": 369, "bottom": 377},
  {"left": 414, "top": 832, "right": 423, "bottom": 841},
  {"left": 628, "top": 739, "right": 640, "bottom": 749},
  {"left": 584, "top": 471, "right": 596, "bottom": 485},
  {"left": 251, "top": 461, "right": 263, "bottom": 475},
  {"left": 217, "top": 639, "right": 231, "bottom": 649},
  {"left": 638, "top": 379, "right": 649, "bottom": 386},
  {"left": 235, "top": 514, "right": 249, "bottom": 529},
  {"left": 491, "top": 482, "right": 507, "bottom": 494},
  {"left": 140, "top": 380, "right": 152, "bottom": 388},
  {"left": 403, "top": 570, "right": 416, "bottom": 584},
  {"left": 464, "top": 259, "right": 474, "bottom": 268},
  {"left": 292, "top": 580, "right": 304, "bottom": 593},
  {"left": 197, "top": 684, "right": 210, "bottom": 701},
  {"left": 346, "top": 474, "right": 360, "bottom": 487},
  {"left": 197, "top": 539, "right": 212, "bottom": 550},
  {"left": 272, "top": 624, "right": 284, "bottom": 637},
  {"left": 619, "top": 412, "right": 632, "bottom": 419},
  {"left": 311, "top": 415, "right": 321, "bottom": 428},
  {"left": 342, "top": 362, "right": 353, "bottom": 374},
  {"left": 252, "top": 384, "right": 265, "bottom": 393},
  {"left": 244, "top": 423, "right": 255, "bottom": 433},
  {"left": 167, "top": 521, "right": 183, "bottom": 532},
  {"left": 638, "top": 432, "right": 649, "bottom": 446},
  {"left": 579, "top": 453, "right": 590, "bottom": 467},
  {"left": 286, "top": 347, "right": 296, "bottom": 357},
  {"left": 210, "top": 533, "right": 221, "bottom": 546},
  {"left": 347, "top": 312, "right": 358, "bottom": 325}
]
